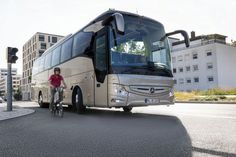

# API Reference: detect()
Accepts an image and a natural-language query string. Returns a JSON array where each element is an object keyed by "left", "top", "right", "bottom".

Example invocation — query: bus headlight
[
  {"left": 169, "top": 88, "right": 174, "bottom": 97},
  {"left": 113, "top": 84, "right": 128, "bottom": 97}
]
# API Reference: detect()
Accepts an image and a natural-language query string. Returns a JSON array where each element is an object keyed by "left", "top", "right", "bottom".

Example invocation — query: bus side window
[
  {"left": 72, "top": 32, "right": 93, "bottom": 57},
  {"left": 61, "top": 38, "right": 73, "bottom": 62},
  {"left": 32, "top": 59, "right": 39, "bottom": 75},
  {"left": 44, "top": 52, "right": 52, "bottom": 70},
  {"left": 51, "top": 46, "right": 61, "bottom": 67},
  {"left": 38, "top": 57, "right": 45, "bottom": 72}
]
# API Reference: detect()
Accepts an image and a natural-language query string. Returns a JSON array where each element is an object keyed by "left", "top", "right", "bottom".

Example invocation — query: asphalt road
[{"left": 0, "top": 102, "right": 236, "bottom": 157}]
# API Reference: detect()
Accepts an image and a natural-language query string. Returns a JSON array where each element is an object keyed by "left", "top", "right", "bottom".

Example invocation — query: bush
[
  {"left": 174, "top": 92, "right": 196, "bottom": 101},
  {"left": 175, "top": 89, "right": 236, "bottom": 102},
  {"left": 197, "top": 88, "right": 236, "bottom": 95}
]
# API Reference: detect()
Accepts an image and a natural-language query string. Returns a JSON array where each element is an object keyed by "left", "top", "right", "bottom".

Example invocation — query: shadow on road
[
  {"left": 192, "top": 146, "right": 236, "bottom": 157},
  {"left": 64, "top": 107, "right": 193, "bottom": 157},
  {"left": 0, "top": 107, "right": 193, "bottom": 157}
]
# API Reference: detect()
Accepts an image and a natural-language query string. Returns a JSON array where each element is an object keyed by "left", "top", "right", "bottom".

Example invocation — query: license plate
[{"left": 145, "top": 98, "right": 159, "bottom": 104}]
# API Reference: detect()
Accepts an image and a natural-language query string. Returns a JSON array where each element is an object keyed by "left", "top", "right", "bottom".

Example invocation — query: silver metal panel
[{"left": 107, "top": 74, "right": 174, "bottom": 107}]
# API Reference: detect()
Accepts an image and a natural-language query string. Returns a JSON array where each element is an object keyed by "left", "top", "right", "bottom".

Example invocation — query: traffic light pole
[{"left": 7, "top": 63, "right": 13, "bottom": 111}]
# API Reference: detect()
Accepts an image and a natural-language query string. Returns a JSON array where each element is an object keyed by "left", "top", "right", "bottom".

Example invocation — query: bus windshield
[{"left": 109, "top": 16, "right": 172, "bottom": 77}]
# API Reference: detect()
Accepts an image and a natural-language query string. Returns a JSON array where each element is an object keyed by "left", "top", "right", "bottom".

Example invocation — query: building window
[
  {"left": 40, "top": 43, "right": 46, "bottom": 49},
  {"left": 179, "top": 67, "right": 183, "bottom": 73},
  {"left": 177, "top": 56, "right": 183, "bottom": 62},
  {"left": 192, "top": 53, "right": 198, "bottom": 59},
  {"left": 186, "top": 78, "right": 191, "bottom": 83},
  {"left": 48, "top": 36, "right": 50, "bottom": 42},
  {"left": 52, "top": 37, "right": 57, "bottom": 43},
  {"left": 194, "top": 77, "right": 199, "bottom": 83},
  {"left": 207, "top": 63, "right": 213, "bottom": 69},
  {"left": 174, "top": 79, "right": 177, "bottom": 84},
  {"left": 193, "top": 65, "right": 199, "bottom": 71},
  {"left": 206, "top": 51, "right": 212, "bottom": 56},
  {"left": 186, "top": 66, "right": 190, "bottom": 72},
  {"left": 173, "top": 68, "right": 176, "bottom": 73},
  {"left": 208, "top": 76, "right": 214, "bottom": 82},
  {"left": 172, "top": 57, "right": 176, "bottom": 63},
  {"left": 39, "top": 35, "right": 45, "bottom": 41},
  {"left": 39, "top": 50, "right": 44, "bottom": 56},
  {"left": 179, "top": 78, "right": 184, "bottom": 84},
  {"left": 184, "top": 54, "right": 190, "bottom": 61}
]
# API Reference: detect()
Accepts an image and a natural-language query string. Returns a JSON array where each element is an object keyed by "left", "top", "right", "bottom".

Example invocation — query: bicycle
[{"left": 51, "top": 87, "right": 64, "bottom": 117}]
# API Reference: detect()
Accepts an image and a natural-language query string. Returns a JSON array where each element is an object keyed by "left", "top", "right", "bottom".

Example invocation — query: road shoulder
[{"left": 0, "top": 104, "right": 35, "bottom": 121}]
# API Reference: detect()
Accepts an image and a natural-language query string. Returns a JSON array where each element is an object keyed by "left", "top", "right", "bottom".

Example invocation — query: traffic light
[{"left": 7, "top": 47, "right": 18, "bottom": 63}]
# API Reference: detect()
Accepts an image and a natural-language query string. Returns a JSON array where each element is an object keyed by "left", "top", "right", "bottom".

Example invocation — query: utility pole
[{"left": 6, "top": 47, "right": 18, "bottom": 111}]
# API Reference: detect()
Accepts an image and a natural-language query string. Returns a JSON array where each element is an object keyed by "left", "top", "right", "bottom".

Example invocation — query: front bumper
[{"left": 109, "top": 91, "right": 174, "bottom": 107}]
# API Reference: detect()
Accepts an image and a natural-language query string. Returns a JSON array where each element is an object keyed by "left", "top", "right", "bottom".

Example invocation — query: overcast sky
[{"left": 0, "top": 0, "right": 235, "bottom": 74}]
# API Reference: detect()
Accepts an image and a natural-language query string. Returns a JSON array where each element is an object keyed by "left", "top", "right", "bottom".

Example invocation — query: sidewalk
[{"left": 0, "top": 102, "right": 35, "bottom": 121}]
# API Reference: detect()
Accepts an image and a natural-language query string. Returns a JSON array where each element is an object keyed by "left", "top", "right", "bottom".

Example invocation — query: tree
[
  {"left": 14, "top": 88, "right": 22, "bottom": 101},
  {"left": 231, "top": 40, "right": 236, "bottom": 46}
]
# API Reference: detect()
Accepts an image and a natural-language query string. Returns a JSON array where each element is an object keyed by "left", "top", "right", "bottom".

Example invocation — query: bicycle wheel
[
  {"left": 58, "top": 103, "right": 63, "bottom": 118},
  {"left": 51, "top": 104, "right": 56, "bottom": 116}
]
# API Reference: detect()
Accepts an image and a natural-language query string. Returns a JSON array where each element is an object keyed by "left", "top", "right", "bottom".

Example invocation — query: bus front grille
[{"left": 129, "top": 85, "right": 169, "bottom": 95}]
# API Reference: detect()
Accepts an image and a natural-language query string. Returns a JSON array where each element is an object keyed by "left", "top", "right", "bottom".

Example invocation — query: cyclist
[{"left": 48, "top": 67, "right": 67, "bottom": 111}]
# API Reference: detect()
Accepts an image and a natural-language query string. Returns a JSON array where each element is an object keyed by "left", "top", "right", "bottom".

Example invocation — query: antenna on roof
[{"left": 136, "top": 8, "right": 139, "bottom": 14}]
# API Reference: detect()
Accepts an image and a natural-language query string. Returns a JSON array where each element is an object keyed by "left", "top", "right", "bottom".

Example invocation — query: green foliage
[
  {"left": 0, "top": 91, "right": 4, "bottom": 97},
  {"left": 175, "top": 88, "right": 236, "bottom": 102},
  {"left": 197, "top": 88, "right": 236, "bottom": 95},
  {"left": 231, "top": 40, "right": 236, "bottom": 46},
  {"left": 112, "top": 40, "right": 146, "bottom": 56},
  {"left": 14, "top": 88, "right": 22, "bottom": 101}
]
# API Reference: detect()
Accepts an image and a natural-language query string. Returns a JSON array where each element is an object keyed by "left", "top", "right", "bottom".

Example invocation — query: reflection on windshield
[{"left": 109, "top": 16, "right": 172, "bottom": 77}]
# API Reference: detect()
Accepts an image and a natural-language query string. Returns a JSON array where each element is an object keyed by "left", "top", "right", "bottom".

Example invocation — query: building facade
[
  {"left": 21, "top": 32, "right": 64, "bottom": 100},
  {"left": 0, "top": 68, "right": 17, "bottom": 78},
  {"left": 0, "top": 68, "right": 21, "bottom": 97},
  {"left": 171, "top": 32, "right": 236, "bottom": 91}
]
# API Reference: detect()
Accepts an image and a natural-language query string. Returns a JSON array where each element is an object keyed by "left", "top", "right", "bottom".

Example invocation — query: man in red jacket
[{"left": 48, "top": 67, "right": 67, "bottom": 110}]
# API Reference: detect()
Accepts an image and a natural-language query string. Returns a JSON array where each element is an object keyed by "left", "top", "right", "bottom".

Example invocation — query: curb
[
  {"left": 175, "top": 101, "right": 236, "bottom": 104},
  {"left": 0, "top": 108, "right": 35, "bottom": 121}
]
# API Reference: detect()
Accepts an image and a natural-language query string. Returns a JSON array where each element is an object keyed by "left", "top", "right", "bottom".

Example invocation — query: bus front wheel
[
  {"left": 123, "top": 106, "right": 132, "bottom": 112},
  {"left": 74, "top": 88, "right": 86, "bottom": 113}
]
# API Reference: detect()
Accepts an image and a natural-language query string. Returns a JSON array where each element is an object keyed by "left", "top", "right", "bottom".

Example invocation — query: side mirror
[
  {"left": 164, "top": 30, "right": 190, "bottom": 47},
  {"left": 102, "top": 13, "right": 125, "bottom": 35}
]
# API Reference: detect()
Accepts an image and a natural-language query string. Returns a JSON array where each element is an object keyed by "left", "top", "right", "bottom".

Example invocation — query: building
[
  {"left": 0, "top": 68, "right": 17, "bottom": 78},
  {"left": 21, "top": 32, "right": 64, "bottom": 100},
  {"left": 171, "top": 31, "right": 236, "bottom": 91},
  {"left": 0, "top": 68, "right": 21, "bottom": 97}
]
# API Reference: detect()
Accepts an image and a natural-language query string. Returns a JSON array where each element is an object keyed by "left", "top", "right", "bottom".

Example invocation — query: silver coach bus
[{"left": 31, "top": 10, "right": 189, "bottom": 113}]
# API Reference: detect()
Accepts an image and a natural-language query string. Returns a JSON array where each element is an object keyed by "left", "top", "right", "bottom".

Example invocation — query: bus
[{"left": 31, "top": 10, "right": 189, "bottom": 113}]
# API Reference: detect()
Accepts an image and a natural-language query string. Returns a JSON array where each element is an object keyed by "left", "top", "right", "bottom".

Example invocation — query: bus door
[{"left": 94, "top": 27, "right": 108, "bottom": 107}]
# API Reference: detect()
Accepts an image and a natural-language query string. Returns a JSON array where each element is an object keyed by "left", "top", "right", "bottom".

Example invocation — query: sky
[{"left": 0, "top": 0, "right": 236, "bottom": 75}]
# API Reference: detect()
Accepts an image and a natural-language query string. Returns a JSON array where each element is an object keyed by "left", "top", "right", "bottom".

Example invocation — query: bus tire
[
  {"left": 38, "top": 92, "right": 48, "bottom": 108},
  {"left": 73, "top": 88, "right": 86, "bottom": 113},
  {"left": 123, "top": 106, "right": 132, "bottom": 112}
]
